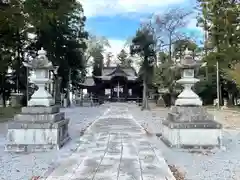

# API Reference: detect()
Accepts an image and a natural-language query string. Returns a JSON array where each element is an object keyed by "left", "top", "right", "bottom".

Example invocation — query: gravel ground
[
  {"left": 1, "top": 103, "right": 240, "bottom": 180},
  {"left": 0, "top": 105, "right": 107, "bottom": 180},
  {"left": 130, "top": 104, "right": 240, "bottom": 180}
]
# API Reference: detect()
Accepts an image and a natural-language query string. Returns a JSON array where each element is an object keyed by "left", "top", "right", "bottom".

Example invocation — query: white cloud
[
  {"left": 80, "top": 0, "right": 187, "bottom": 18},
  {"left": 105, "top": 39, "right": 127, "bottom": 55},
  {"left": 103, "top": 39, "right": 127, "bottom": 65}
]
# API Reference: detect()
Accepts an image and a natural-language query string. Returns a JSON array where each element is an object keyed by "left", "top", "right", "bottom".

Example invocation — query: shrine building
[{"left": 78, "top": 65, "right": 142, "bottom": 102}]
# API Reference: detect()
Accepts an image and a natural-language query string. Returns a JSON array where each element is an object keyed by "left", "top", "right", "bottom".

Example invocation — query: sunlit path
[{"left": 43, "top": 103, "right": 174, "bottom": 180}]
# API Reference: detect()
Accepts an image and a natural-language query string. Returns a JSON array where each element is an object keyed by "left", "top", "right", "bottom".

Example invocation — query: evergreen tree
[
  {"left": 0, "top": 0, "right": 27, "bottom": 105},
  {"left": 130, "top": 27, "right": 156, "bottom": 110},
  {"left": 24, "top": 0, "right": 88, "bottom": 91},
  {"left": 105, "top": 52, "right": 113, "bottom": 67},
  {"left": 117, "top": 49, "right": 132, "bottom": 67}
]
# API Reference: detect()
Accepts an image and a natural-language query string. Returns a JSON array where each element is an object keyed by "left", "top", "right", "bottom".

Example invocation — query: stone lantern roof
[
  {"left": 179, "top": 48, "right": 199, "bottom": 69},
  {"left": 31, "top": 47, "right": 53, "bottom": 69}
]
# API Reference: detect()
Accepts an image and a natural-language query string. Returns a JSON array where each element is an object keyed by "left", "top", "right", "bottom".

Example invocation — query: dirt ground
[
  {"left": 207, "top": 109, "right": 240, "bottom": 129},
  {"left": 151, "top": 103, "right": 240, "bottom": 129}
]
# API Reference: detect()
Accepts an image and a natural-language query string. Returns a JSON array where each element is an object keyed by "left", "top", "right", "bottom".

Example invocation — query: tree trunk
[
  {"left": 169, "top": 32, "right": 172, "bottom": 62},
  {"left": 141, "top": 79, "right": 150, "bottom": 110},
  {"left": 1, "top": 74, "right": 6, "bottom": 107},
  {"left": 228, "top": 93, "right": 233, "bottom": 106},
  {"left": 2, "top": 90, "right": 6, "bottom": 107},
  {"left": 67, "top": 68, "right": 71, "bottom": 107},
  {"left": 55, "top": 77, "right": 62, "bottom": 105}
]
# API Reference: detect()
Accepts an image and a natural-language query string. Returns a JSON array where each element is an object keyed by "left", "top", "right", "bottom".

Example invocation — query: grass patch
[{"left": 0, "top": 107, "right": 21, "bottom": 121}]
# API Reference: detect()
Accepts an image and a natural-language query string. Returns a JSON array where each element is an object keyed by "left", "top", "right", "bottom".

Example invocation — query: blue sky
[
  {"left": 86, "top": 15, "right": 140, "bottom": 40},
  {"left": 81, "top": 0, "right": 203, "bottom": 55}
]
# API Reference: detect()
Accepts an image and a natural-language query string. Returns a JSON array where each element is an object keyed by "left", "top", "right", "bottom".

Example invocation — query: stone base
[
  {"left": 5, "top": 106, "right": 70, "bottom": 152},
  {"left": 161, "top": 126, "right": 222, "bottom": 148},
  {"left": 161, "top": 106, "right": 222, "bottom": 148}
]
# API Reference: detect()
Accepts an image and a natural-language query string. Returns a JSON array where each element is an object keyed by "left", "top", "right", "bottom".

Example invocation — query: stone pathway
[
  {"left": 43, "top": 103, "right": 175, "bottom": 180},
  {"left": 0, "top": 106, "right": 107, "bottom": 180}
]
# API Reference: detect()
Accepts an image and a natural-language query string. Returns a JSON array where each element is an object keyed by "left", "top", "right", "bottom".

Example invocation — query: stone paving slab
[{"left": 44, "top": 104, "right": 175, "bottom": 180}]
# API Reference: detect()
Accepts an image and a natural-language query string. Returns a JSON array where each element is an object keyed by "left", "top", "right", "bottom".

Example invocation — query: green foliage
[
  {"left": 86, "top": 34, "right": 110, "bottom": 65},
  {"left": 26, "top": 0, "right": 88, "bottom": 89},
  {"left": 130, "top": 27, "right": 156, "bottom": 83},
  {"left": 153, "top": 60, "right": 181, "bottom": 93},
  {"left": 0, "top": 0, "right": 89, "bottom": 106},
  {"left": 195, "top": 66, "right": 217, "bottom": 104},
  {"left": 0, "top": 0, "right": 28, "bottom": 99},
  {"left": 0, "top": 107, "right": 21, "bottom": 120},
  {"left": 117, "top": 49, "right": 132, "bottom": 67},
  {"left": 158, "top": 52, "right": 168, "bottom": 64},
  {"left": 224, "top": 63, "right": 240, "bottom": 89},
  {"left": 197, "top": 0, "right": 240, "bottom": 65},
  {"left": 92, "top": 49, "right": 104, "bottom": 76},
  {"left": 130, "top": 27, "right": 156, "bottom": 109},
  {"left": 196, "top": 0, "right": 240, "bottom": 105},
  {"left": 173, "top": 39, "right": 198, "bottom": 59},
  {"left": 105, "top": 52, "right": 113, "bottom": 67}
]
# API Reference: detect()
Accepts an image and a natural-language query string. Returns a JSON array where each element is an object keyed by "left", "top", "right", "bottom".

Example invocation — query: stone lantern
[
  {"left": 161, "top": 48, "right": 222, "bottom": 149},
  {"left": 5, "top": 48, "right": 70, "bottom": 152},
  {"left": 27, "top": 47, "right": 55, "bottom": 106},
  {"left": 175, "top": 48, "right": 202, "bottom": 106}
]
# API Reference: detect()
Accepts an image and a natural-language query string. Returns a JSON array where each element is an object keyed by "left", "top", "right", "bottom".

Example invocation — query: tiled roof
[{"left": 102, "top": 65, "right": 137, "bottom": 77}]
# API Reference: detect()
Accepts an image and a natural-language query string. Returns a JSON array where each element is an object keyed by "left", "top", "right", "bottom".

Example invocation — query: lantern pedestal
[
  {"left": 5, "top": 48, "right": 70, "bottom": 152},
  {"left": 161, "top": 106, "right": 222, "bottom": 148},
  {"left": 161, "top": 49, "right": 222, "bottom": 149},
  {"left": 5, "top": 106, "right": 70, "bottom": 152}
]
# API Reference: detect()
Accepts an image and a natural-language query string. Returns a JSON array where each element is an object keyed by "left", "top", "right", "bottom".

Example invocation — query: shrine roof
[{"left": 102, "top": 65, "right": 137, "bottom": 77}]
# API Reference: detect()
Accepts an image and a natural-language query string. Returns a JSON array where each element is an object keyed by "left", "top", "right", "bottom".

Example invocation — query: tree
[
  {"left": 198, "top": 0, "right": 240, "bottom": 65},
  {"left": 24, "top": 0, "right": 88, "bottom": 91},
  {"left": 197, "top": 0, "right": 240, "bottom": 105},
  {"left": 173, "top": 39, "right": 199, "bottom": 60},
  {"left": 22, "top": 0, "right": 89, "bottom": 107},
  {"left": 117, "top": 49, "right": 132, "bottom": 67},
  {"left": 151, "top": 8, "right": 192, "bottom": 61},
  {"left": 157, "top": 52, "right": 168, "bottom": 64},
  {"left": 0, "top": 0, "right": 28, "bottom": 105},
  {"left": 153, "top": 55, "right": 181, "bottom": 106},
  {"left": 92, "top": 49, "right": 104, "bottom": 77},
  {"left": 105, "top": 52, "right": 113, "bottom": 67},
  {"left": 85, "top": 34, "right": 110, "bottom": 67},
  {"left": 130, "top": 27, "right": 156, "bottom": 110}
]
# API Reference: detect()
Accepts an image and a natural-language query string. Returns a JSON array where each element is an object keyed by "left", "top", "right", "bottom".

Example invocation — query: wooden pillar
[{"left": 124, "top": 82, "right": 128, "bottom": 101}]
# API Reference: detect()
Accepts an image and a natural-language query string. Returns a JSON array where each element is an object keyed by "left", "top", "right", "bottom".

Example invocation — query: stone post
[
  {"left": 161, "top": 48, "right": 222, "bottom": 149},
  {"left": 6, "top": 48, "right": 70, "bottom": 152}
]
